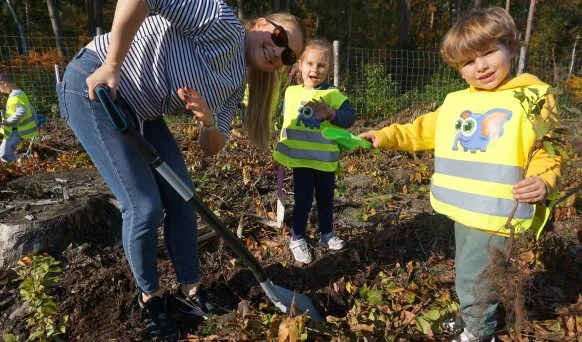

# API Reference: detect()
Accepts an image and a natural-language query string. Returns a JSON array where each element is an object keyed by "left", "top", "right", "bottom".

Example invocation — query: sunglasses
[{"left": 266, "top": 19, "right": 297, "bottom": 66}]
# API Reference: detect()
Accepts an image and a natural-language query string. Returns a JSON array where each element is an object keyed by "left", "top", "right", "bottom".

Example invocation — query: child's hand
[
  {"left": 512, "top": 176, "right": 547, "bottom": 203},
  {"left": 359, "top": 132, "right": 379, "bottom": 148},
  {"left": 177, "top": 86, "right": 214, "bottom": 128},
  {"left": 306, "top": 97, "right": 334, "bottom": 121}
]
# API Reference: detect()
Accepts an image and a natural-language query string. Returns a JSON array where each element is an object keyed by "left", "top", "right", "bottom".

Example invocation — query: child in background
[
  {"left": 274, "top": 37, "right": 356, "bottom": 264},
  {"left": 360, "top": 7, "right": 561, "bottom": 342},
  {"left": 0, "top": 73, "right": 39, "bottom": 162}
]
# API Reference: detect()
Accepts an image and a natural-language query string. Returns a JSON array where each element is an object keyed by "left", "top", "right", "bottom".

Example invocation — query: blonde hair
[
  {"left": 440, "top": 6, "right": 518, "bottom": 69},
  {"left": 295, "top": 37, "right": 333, "bottom": 85},
  {"left": 245, "top": 12, "right": 306, "bottom": 150}
]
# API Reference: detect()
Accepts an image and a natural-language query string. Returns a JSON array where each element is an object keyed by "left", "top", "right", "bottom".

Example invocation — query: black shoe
[
  {"left": 138, "top": 293, "right": 181, "bottom": 342},
  {"left": 172, "top": 288, "right": 228, "bottom": 318}
]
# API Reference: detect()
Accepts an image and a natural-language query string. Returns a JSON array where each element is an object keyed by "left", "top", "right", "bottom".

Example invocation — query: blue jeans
[
  {"left": 56, "top": 48, "right": 199, "bottom": 294},
  {"left": 455, "top": 222, "right": 505, "bottom": 337},
  {"left": 291, "top": 167, "right": 335, "bottom": 239}
]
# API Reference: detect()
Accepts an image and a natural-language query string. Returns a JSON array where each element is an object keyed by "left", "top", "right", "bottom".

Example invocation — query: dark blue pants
[{"left": 291, "top": 167, "right": 335, "bottom": 239}]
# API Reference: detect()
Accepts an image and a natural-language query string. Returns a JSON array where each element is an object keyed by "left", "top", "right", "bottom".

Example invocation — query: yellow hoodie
[{"left": 371, "top": 73, "right": 561, "bottom": 235}]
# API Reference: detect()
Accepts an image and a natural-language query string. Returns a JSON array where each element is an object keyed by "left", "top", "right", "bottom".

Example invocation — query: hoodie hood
[{"left": 470, "top": 73, "right": 547, "bottom": 93}]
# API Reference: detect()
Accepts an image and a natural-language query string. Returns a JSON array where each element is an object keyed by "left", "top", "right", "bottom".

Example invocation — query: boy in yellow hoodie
[{"left": 360, "top": 7, "right": 561, "bottom": 342}]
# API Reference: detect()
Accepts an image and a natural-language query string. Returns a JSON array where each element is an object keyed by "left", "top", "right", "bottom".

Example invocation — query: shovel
[
  {"left": 322, "top": 126, "right": 372, "bottom": 151},
  {"left": 276, "top": 165, "right": 284, "bottom": 228},
  {"left": 95, "top": 87, "right": 322, "bottom": 322}
]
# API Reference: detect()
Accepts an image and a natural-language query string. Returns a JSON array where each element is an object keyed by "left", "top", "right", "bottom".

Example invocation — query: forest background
[{"left": 1, "top": 0, "right": 581, "bottom": 120}]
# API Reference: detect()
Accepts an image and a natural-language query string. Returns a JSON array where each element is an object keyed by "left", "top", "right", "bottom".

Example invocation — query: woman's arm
[{"left": 86, "top": 0, "right": 149, "bottom": 100}]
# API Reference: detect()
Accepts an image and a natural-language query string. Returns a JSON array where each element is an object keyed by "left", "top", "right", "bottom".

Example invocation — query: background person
[{"left": 0, "top": 73, "right": 39, "bottom": 162}]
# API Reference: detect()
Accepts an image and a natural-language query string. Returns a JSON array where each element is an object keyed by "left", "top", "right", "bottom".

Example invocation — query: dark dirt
[{"left": 0, "top": 117, "right": 581, "bottom": 341}]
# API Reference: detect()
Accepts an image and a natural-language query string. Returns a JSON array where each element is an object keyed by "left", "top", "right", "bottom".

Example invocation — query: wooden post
[{"left": 333, "top": 40, "right": 340, "bottom": 87}]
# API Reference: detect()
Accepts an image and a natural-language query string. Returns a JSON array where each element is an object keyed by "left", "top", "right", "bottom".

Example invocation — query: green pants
[{"left": 455, "top": 222, "right": 505, "bottom": 338}]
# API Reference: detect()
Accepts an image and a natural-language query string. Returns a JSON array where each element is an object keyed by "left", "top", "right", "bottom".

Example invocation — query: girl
[{"left": 274, "top": 37, "right": 356, "bottom": 264}]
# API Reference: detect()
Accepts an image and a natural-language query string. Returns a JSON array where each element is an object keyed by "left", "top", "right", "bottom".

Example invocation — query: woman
[{"left": 56, "top": 0, "right": 305, "bottom": 340}]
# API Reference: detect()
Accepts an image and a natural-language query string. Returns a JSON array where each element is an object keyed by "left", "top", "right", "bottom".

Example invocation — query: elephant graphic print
[{"left": 451, "top": 108, "right": 512, "bottom": 153}]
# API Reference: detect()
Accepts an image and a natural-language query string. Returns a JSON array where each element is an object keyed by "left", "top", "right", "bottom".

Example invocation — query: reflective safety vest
[
  {"left": 429, "top": 84, "right": 550, "bottom": 237},
  {"left": 273, "top": 85, "right": 347, "bottom": 172},
  {"left": 3, "top": 91, "right": 39, "bottom": 139}
]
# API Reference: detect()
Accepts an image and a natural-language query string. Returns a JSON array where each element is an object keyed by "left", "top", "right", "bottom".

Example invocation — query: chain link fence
[
  {"left": 341, "top": 47, "right": 582, "bottom": 120},
  {"left": 1, "top": 35, "right": 581, "bottom": 120}
]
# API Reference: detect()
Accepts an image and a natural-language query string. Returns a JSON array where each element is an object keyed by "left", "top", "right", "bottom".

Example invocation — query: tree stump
[{"left": 0, "top": 169, "right": 121, "bottom": 269}]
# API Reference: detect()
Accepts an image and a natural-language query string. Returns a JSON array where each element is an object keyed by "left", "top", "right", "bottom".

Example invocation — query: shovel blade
[{"left": 260, "top": 280, "right": 323, "bottom": 322}]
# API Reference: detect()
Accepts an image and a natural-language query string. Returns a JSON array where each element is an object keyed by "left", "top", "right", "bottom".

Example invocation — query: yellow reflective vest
[
  {"left": 430, "top": 83, "right": 551, "bottom": 237},
  {"left": 3, "top": 91, "right": 39, "bottom": 139},
  {"left": 273, "top": 85, "right": 347, "bottom": 172},
  {"left": 371, "top": 74, "right": 561, "bottom": 238}
]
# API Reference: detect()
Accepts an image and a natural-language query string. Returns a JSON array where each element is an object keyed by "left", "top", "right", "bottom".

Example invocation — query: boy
[
  {"left": 360, "top": 7, "right": 561, "bottom": 342},
  {"left": 0, "top": 73, "right": 39, "bottom": 162}
]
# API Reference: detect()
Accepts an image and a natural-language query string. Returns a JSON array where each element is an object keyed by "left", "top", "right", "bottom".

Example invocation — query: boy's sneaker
[
  {"left": 442, "top": 316, "right": 465, "bottom": 334},
  {"left": 137, "top": 293, "right": 180, "bottom": 342},
  {"left": 289, "top": 238, "right": 313, "bottom": 264},
  {"left": 172, "top": 288, "right": 227, "bottom": 318},
  {"left": 451, "top": 328, "right": 496, "bottom": 342},
  {"left": 318, "top": 232, "right": 346, "bottom": 250}
]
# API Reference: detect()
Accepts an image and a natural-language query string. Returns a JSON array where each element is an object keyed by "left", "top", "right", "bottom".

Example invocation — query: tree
[
  {"left": 87, "top": 0, "right": 95, "bottom": 37},
  {"left": 237, "top": 0, "right": 244, "bottom": 19},
  {"left": 5, "top": 0, "right": 28, "bottom": 54},
  {"left": 95, "top": 0, "right": 104, "bottom": 35},
  {"left": 46, "top": 0, "right": 65, "bottom": 55},
  {"left": 397, "top": 0, "right": 411, "bottom": 49},
  {"left": 517, "top": 0, "right": 536, "bottom": 75},
  {"left": 474, "top": 0, "right": 484, "bottom": 8}
]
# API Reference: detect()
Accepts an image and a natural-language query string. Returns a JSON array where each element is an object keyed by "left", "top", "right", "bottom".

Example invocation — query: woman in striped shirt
[{"left": 56, "top": 0, "right": 304, "bottom": 339}]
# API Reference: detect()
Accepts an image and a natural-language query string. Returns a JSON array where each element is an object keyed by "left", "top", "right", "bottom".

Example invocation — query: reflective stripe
[
  {"left": 19, "top": 126, "right": 39, "bottom": 136},
  {"left": 19, "top": 116, "right": 36, "bottom": 126},
  {"left": 275, "top": 143, "right": 340, "bottom": 162},
  {"left": 286, "top": 128, "right": 335, "bottom": 145},
  {"left": 435, "top": 157, "right": 523, "bottom": 185},
  {"left": 431, "top": 183, "right": 534, "bottom": 219}
]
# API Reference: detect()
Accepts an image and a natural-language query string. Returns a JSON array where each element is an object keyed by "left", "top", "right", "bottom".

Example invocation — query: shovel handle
[
  {"left": 277, "top": 165, "right": 283, "bottom": 197},
  {"left": 96, "top": 88, "right": 270, "bottom": 283}
]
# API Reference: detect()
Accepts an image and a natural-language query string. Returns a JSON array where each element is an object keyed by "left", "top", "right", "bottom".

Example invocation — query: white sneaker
[
  {"left": 289, "top": 238, "right": 312, "bottom": 264},
  {"left": 318, "top": 232, "right": 345, "bottom": 250},
  {"left": 451, "top": 328, "right": 496, "bottom": 342}
]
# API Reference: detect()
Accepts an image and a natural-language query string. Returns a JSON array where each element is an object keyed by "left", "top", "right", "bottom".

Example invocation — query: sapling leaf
[{"left": 542, "top": 141, "right": 555, "bottom": 157}]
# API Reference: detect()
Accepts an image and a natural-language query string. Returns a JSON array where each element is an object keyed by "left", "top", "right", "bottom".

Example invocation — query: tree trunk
[
  {"left": 5, "top": 0, "right": 28, "bottom": 55},
  {"left": 474, "top": 0, "right": 484, "bottom": 8},
  {"left": 46, "top": 0, "right": 65, "bottom": 56},
  {"left": 397, "top": 0, "right": 411, "bottom": 50},
  {"left": 237, "top": 0, "right": 244, "bottom": 19},
  {"left": 505, "top": 0, "right": 511, "bottom": 12},
  {"left": 517, "top": 0, "right": 536, "bottom": 75},
  {"left": 94, "top": 0, "right": 104, "bottom": 35},
  {"left": 87, "top": 0, "right": 95, "bottom": 37}
]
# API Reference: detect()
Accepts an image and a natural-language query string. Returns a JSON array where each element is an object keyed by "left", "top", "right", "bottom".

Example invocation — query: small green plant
[
  {"left": 2, "top": 253, "right": 69, "bottom": 342},
  {"left": 504, "top": 87, "right": 568, "bottom": 261}
]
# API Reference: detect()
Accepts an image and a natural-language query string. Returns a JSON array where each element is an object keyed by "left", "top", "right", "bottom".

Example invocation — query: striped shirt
[{"left": 94, "top": 0, "right": 246, "bottom": 136}]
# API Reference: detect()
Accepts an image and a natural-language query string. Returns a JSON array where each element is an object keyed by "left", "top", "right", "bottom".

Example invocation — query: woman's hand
[
  {"left": 512, "top": 176, "right": 548, "bottom": 203},
  {"left": 177, "top": 86, "right": 215, "bottom": 128},
  {"left": 359, "top": 132, "right": 379, "bottom": 148},
  {"left": 86, "top": 64, "right": 121, "bottom": 101}
]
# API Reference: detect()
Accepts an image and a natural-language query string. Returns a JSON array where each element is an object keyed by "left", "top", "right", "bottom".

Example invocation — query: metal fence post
[{"left": 333, "top": 40, "right": 340, "bottom": 87}]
